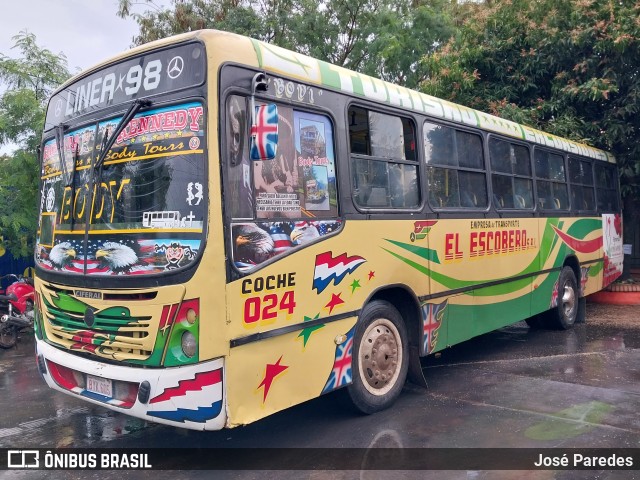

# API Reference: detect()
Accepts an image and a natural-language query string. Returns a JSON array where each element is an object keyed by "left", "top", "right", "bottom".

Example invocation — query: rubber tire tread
[{"left": 347, "top": 300, "right": 409, "bottom": 415}]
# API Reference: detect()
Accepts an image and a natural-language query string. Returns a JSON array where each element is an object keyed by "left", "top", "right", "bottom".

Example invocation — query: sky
[
  {"left": 0, "top": 0, "right": 168, "bottom": 153},
  {"left": 0, "top": 0, "right": 156, "bottom": 74}
]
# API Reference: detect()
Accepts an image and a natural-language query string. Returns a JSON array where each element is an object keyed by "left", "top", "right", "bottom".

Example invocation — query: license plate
[{"left": 86, "top": 375, "right": 113, "bottom": 397}]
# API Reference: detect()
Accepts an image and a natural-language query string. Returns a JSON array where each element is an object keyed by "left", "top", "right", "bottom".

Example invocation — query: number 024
[{"left": 243, "top": 291, "right": 296, "bottom": 324}]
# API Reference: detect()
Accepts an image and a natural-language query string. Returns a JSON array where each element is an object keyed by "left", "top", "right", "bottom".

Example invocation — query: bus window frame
[
  {"left": 533, "top": 146, "right": 571, "bottom": 214},
  {"left": 594, "top": 161, "right": 620, "bottom": 213},
  {"left": 36, "top": 94, "right": 210, "bottom": 290},
  {"left": 422, "top": 120, "right": 490, "bottom": 213},
  {"left": 347, "top": 102, "right": 423, "bottom": 214},
  {"left": 487, "top": 134, "right": 536, "bottom": 213},
  {"left": 568, "top": 155, "right": 597, "bottom": 215},
  {"left": 219, "top": 81, "right": 344, "bottom": 278}
]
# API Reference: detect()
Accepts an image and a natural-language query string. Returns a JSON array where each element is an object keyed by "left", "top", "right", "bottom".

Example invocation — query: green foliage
[
  {"left": 422, "top": 0, "right": 640, "bottom": 208},
  {"left": 0, "top": 32, "right": 70, "bottom": 258},
  {"left": 118, "top": 0, "right": 455, "bottom": 89},
  {"left": 0, "top": 151, "right": 40, "bottom": 258}
]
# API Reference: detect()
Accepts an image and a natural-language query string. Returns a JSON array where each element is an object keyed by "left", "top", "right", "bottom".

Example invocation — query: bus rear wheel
[
  {"left": 347, "top": 300, "right": 408, "bottom": 414},
  {"left": 549, "top": 266, "right": 579, "bottom": 330}
]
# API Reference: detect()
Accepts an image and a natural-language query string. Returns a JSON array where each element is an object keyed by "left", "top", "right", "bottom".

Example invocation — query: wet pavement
[{"left": 1, "top": 308, "right": 639, "bottom": 479}]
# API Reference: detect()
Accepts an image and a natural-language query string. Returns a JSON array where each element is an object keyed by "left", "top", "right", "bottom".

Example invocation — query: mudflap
[
  {"left": 406, "top": 345, "right": 427, "bottom": 388},
  {"left": 575, "top": 296, "right": 586, "bottom": 324}
]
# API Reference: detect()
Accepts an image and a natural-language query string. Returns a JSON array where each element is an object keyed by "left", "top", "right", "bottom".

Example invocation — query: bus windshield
[{"left": 36, "top": 44, "right": 207, "bottom": 278}]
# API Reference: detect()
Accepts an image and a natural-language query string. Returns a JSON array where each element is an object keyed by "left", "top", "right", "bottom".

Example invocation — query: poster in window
[
  {"left": 253, "top": 106, "right": 301, "bottom": 218},
  {"left": 294, "top": 112, "right": 337, "bottom": 217}
]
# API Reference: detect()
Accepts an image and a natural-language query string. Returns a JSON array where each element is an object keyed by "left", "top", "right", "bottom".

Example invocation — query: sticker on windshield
[{"left": 37, "top": 237, "right": 202, "bottom": 275}]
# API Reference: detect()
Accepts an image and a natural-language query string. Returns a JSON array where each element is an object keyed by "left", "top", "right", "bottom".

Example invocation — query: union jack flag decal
[
  {"left": 421, "top": 300, "right": 448, "bottom": 355},
  {"left": 322, "top": 327, "right": 355, "bottom": 393},
  {"left": 550, "top": 280, "right": 559, "bottom": 308},
  {"left": 250, "top": 104, "right": 278, "bottom": 160},
  {"left": 580, "top": 266, "right": 590, "bottom": 295}
]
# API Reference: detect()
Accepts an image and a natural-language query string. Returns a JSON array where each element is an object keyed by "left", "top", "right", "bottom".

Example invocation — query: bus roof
[{"left": 52, "top": 29, "right": 615, "bottom": 163}]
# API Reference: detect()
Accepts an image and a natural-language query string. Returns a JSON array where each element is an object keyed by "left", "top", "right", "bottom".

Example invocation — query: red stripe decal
[{"left": 551, "top": 225, "right": 602, "bottom": 254}]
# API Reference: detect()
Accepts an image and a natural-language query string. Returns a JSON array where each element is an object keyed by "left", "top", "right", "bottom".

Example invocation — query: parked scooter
[{"left": 0, "top": 274, "right": 35, "bottom": 348}]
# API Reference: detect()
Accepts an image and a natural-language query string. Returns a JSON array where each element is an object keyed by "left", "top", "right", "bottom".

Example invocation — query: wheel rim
[
  {"left": 358, "top": 318, "right": 403, "bottom": 396},
  {"left": 562, "top": 281, "right": 576, "bottom": 319}
]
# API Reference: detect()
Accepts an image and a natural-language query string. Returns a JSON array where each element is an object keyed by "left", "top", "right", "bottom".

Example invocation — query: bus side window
[
  {"left": 569, "top": 157, "right": 596, "bottom": 212},
  {"left": 349, "top": 106, "right": 419, "bottom": 209},
  {"left": 225, "top": 95, "right": 253, "bottom": 219},
  {"left": 595, "top": 163, "right": 619, "bottom": 212},
  {"left": 425, "top": 122, "right": 487, "bottom": 209},
  {"left": 489, "top": 137, "right": 533, "bottom": 210},
  {"left": 534, "top": 148, "right": 568, "bottom": 212}
]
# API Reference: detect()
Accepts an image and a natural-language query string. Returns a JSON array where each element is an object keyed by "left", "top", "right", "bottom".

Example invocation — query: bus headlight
[{"left": 181, "top": 332, "right": 197, "bottom": 358}]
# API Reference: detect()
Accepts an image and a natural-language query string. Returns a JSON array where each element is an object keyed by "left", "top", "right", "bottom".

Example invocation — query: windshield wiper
[
  {"left": 92, "top": 98, "right": 151, "bottom": 178},
  {"left": 54, "top": 124, "right": 70, "bottom": 184},
  {"left": 81, "top": 98, "right": 151, "bottom": 274},
  {"left": 69, "top": 143, "right": 79, "bottom": 230}
]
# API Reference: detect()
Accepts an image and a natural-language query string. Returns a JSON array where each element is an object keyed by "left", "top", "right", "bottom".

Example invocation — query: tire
[
  {"left": 548, "top": 267, "right": 579, "bottom": 330},
  {"left": 0, "top": 324, "right": 17, "bottom": 349},
  {"left": 347, "top": 300, "right": 409, "bottom": 414}
]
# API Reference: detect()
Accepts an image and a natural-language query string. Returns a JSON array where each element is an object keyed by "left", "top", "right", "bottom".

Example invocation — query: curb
[
  {"left": 605, "top": 282, "right": 640, "bottom": 293},
  {"left": 588, "top": 290, "right": 640, "bottom": 306}
]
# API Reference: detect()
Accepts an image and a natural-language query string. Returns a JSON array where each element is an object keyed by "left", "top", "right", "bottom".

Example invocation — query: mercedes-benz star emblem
[{"left": 167, "top": 56, "right": 184, "bottom": 79}]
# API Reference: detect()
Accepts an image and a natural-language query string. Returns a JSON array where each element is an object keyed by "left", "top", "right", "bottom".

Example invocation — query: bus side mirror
[{"left": 249, "top": 103, "right": 278, "bottom": 161}]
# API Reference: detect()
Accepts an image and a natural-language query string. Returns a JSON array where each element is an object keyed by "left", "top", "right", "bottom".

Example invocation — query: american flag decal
[
  {"left": 421, "top": 300, "right": 448, "bottom": 355},
  {"left": 322, "top": 328, "right": 354, "bottom": 393},
  {"left": 250, "top": 104, "right": 278, "bottom": 160},
  {"left": 313, "top": 251, "right": 366, "bottom": 294},
  {"left": 269, "top": 223, "right": 293, "bottom": 254}
]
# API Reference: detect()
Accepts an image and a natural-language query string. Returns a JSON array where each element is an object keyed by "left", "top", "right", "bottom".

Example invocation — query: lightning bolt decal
[
  {"left": 149, "top": 370, "right": 222, "bottom": 404},
  {"left": 148, "top": 401, "right": 223, "bottom": 423},
  {"left": 312, "top": 251, "right": 366, "bottom": 294}
]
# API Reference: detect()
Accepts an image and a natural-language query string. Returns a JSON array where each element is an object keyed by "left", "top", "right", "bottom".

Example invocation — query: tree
[
  {"left": 117, "top": 0, "right": 455, "bottom": 89},
  {"left": 0, "top": 32, "right": 70, "bottom": 258},
  {"left": 421, "top": 0, "right": 640, "bottom": 231}
]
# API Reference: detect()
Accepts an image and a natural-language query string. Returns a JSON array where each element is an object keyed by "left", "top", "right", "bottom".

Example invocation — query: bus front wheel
[
  {"left": 347, "top": 300, "right": 409, "bottom": 414},
  {"left": 549, "top": 266, "right": 579, "bottom": 330}
]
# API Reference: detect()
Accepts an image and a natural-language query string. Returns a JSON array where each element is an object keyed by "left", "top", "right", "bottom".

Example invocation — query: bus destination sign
[{"left": 45, "top": 42, "right": 205, "bottom": 129}]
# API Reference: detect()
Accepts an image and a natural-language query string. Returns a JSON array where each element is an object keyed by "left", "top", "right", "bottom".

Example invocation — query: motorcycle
[{"left": 0, "top": 274, "right": 35, "bottom": 348}]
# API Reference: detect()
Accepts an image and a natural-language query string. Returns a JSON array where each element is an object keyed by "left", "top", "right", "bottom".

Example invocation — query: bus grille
[{"left": 41, "top": 288, "right": 154, "bottom": 360}]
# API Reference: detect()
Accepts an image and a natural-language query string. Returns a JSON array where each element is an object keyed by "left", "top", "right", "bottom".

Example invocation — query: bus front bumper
[{"left": 36, "top": 339, "right": 227, "bottom": 431}]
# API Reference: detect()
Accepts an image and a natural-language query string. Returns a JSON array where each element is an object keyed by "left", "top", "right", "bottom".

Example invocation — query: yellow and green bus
[{"left": 34, "top": 30, "right": 623, "bottom": 430}]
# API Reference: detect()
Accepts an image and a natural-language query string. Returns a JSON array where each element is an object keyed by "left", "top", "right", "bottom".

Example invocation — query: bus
[{"left": 34, "top": 30, "right": 623, "bottom": 431}]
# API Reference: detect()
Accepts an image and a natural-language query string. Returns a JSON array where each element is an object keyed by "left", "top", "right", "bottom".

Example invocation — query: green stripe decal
[{"left": 384, "top": 239, "right": 441, "bottom": 264}]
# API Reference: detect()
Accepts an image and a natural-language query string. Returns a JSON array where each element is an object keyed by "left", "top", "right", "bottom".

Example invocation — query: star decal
[
  {"left": 258, "top": 356, "right": 288, "bottom": 402},
  {"left": 350, "top": 279, "right": 361, "bottom": 294},
  {"left": 298, "top": 314, "right": 324, "bottom": 347},
  {"left": 368, "top": 270, "right": 375, "bottom": 281},
  {"left": 325, "top": 293, "right": 344, "bottom": 314}
]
